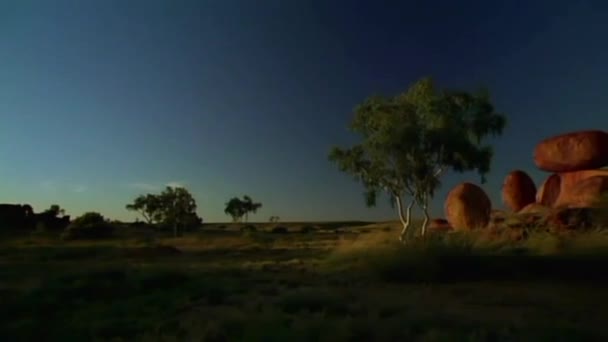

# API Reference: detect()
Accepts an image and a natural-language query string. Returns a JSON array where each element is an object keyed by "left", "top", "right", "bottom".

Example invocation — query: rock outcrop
[
  {"left": 533, "top": 130, "right": 608, "bottom": 172},
  {"left": 444, "top": 182, "right": 492, "bottom": 231}
]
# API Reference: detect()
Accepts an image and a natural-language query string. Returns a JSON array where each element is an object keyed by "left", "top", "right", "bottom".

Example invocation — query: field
[{"left": 2, "top": 221, "right": 608, "bottom": 341}]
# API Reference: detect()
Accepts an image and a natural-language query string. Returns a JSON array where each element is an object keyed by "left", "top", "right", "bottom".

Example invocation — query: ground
[{"left": 1, "top": 221, "right": 608, "bottom": 341}]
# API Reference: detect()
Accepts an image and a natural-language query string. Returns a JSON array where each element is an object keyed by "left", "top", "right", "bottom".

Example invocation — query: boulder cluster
[{"left": 430, "top": 130, "right": 608, "bottom": 234}]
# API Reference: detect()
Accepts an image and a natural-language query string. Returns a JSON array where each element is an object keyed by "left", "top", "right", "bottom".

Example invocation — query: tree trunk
[
  {"left": 396, "top": 196, "right": 415, "bottom": 242},
  {"left": 420, "top": 197, "right": 430, "bottom": 237}
]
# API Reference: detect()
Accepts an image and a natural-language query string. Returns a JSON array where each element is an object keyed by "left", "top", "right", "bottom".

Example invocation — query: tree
[
  {"left": 62, "top": 212, "right": 114, "bottom": 240},
  {"left": 329, "top": 77, "right": 506, "bottom": 241},
  {"left": 224, "top": 195, "right": 263, "bottom": 223},
  {"left": 44, "top": 204, "right": 65, "bottom": 217},
  {"left": 158, "top": 186, "right": 201, "bottom": 237},
  {"left": 126, "top": 186, "right": 202, "bottom": 236},
  {"left": 225, "top": 197, "right": 246, "bottom": 222},
  {"left": 242, "top": 195, "right": 262, "bottom": 222},
  {"left": 126, "top": 194, "right": 163, "bottom": 224},
  {"left": 269, "top": 216, "right": 280, "bottom": 223}
]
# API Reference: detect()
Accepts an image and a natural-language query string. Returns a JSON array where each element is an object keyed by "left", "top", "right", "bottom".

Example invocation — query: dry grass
[{"left": 2, "top": 221, "right": 608, "bottom": 340}]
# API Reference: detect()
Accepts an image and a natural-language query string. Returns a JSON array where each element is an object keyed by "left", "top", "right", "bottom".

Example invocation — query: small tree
[
  {"left": 44, "top": 204, "right": 65, "bottom": 217},
  {"left": 329, "top": 77, "right": 506, "bottom": 241},
  {"left": 242, "top": 195, "right": 262, "bottom": 223},
  {"left": 224, "top": 195, "right": 263, "bottom": 223},
  {"left": 269, "top": 216, "right": 280, "bottom": 223},
  {"left": 225, "top": 197, "right": 246, "bottom": 222}
]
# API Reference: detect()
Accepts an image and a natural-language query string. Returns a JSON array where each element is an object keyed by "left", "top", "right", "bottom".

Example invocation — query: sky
[{"left": 1, "top": 0, "right": 608, "bottom": 222}]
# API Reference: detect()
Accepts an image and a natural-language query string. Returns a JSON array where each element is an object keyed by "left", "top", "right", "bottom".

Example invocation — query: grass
[{"left": 1, "top": 221, "right": 608, "bottom": 341}]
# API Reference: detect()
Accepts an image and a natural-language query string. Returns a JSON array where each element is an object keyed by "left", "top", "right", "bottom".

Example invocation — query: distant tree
[
  {"left": 62, "top": 212, "right": 113, "bottom": 240},
  {"left": 329, "top": 77, "right": 506, "bottom": 241},
  {"left": 158, "top": 186, "right": 201, "bottom": 236},
  {"left": 224, "top": 195, "right": 263, "bottom": 222},
  {"left": 242, "top": 195, "right": 262, "bottom": 222},
  {"left": 225, "top": 197, "right": 246, "bottom": 222},
  {"left": 44, "top": 204, "right": 65, "bottom": 217},
  {"left": 269, "top": 215, "right": 280, "bottom": 223},
  {"left": 126, "top": 186, "right": 202, "bottom": 236},
  {"left": 126, "top": 194, "right": 163, "bottom": 224}
]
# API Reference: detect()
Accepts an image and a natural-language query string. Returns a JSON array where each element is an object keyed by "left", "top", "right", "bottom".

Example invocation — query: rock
[
  {"left": 536, "top": 169, "right": 608, "bottom": 208},
  {"left": 444, "top": 182, "right": 492, "bottom": 231},
  {"left": 547, "top": 207, "right": 596, "bottom": 231},
  {"left": 555, "top": 175, "right": 608, "bottom": 208},
  {"left": 519, "top": 203, "right": 551, "bottom": 215},
  {"left": 502, "top": 170, "right": 537, "bottom": 212},
  {"left": 534, "top": 130, "right": 608, "bottom": 172},
  {"left": 536, "top": 174, "right": 561, "bottom": 207},
  {"left": 428, "top": 218, "right": 452, "bottom": 232}
]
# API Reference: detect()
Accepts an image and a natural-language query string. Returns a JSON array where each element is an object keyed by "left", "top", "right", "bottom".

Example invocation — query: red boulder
[
  {"left": 502, "top": 170, "right": 537, "bottom": 212},
  {"left": 444, "top": 182, "right": 492, "bottom": 231},
  {"left": 534, "top": 130, "right": 608, "bottom": 172}
]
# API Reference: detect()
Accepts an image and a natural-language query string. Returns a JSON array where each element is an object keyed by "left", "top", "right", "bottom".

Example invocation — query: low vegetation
[{"left": 2, "top": 221, "right": 608, "bottom": 341}]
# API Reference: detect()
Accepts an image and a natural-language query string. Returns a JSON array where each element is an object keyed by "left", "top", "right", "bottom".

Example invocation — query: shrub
[
  {"left": 271, "top": 226, "right": 289, "bottom": 234},
  {"left": 62, "top": 212, "right": 114, "bottom": 240},
  {"left": 299, "top": 225, "right": 316, "bottom": 234},
  {"left": 240, "top": 225, "right": 257, "bottom": 233}
]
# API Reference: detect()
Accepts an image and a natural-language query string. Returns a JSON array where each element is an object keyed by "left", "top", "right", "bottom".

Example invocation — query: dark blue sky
[{"left": 1, "top": 0, "right": 608, "bottom": 222}]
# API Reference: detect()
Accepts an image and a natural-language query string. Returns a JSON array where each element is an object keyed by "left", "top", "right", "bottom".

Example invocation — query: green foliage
[
  {"left": 127, "top": 187, "right": 202, "bottom": 236},
  {"left": 62, "top": 212, "right": 114, "bottom": 240},
  {"left": 329, "top": 77, "right": 506, "bottom": 235},
  {"left": 224, "top": 195, "right": 262, "bottom": 222}
]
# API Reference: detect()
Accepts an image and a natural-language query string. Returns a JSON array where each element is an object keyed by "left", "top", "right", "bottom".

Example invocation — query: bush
[
  {"left": 62, "top": 212, "right": 114, "bottom": 240},
  {"left": 271, "top": 226, "right": 288, "bottom": 234},
  {"left": 240, "top": 225, "right": 257, "bottom": 233},
  {"left": 299, "top": 225, "right": 316, "bottom": 234}
]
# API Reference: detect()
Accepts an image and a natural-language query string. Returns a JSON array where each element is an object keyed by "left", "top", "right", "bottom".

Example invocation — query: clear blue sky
[{"left": 1, "top": 0, "right": 608, "bottom": 222}]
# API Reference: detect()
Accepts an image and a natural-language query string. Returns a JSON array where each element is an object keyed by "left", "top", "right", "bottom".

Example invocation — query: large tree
[
  {"left": 126, "top": 186, "right": 202, "bottom": 236},
  {"left": 329, "top": 77, "right": 506, "bottom": 241},
  {"left": 158, "top": 186, "right": 201, "bottom": 237},
  {"left": 126, "top": 194, "right": 162, "bottom": 224}
]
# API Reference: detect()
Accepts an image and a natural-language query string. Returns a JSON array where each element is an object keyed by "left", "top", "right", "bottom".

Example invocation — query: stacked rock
[
  {"left": 533, "top": 130, "right": 608, "bottom": 208},
  {"left": 432, "top": 130, "right": 608, "bottom": 233}
]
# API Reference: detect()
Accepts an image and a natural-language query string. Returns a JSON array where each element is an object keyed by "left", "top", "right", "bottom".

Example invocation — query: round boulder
[
  {"left": 502, "top": 170, "right": 537, "bottom": 212},
  {"left": 444, "top": 182, "right": 492, "bottom": 231},
  {"left": 534, "top": 130, "right": 608, "bottom": 172},
  {"left": 536, "top": 174, "right": 561, "bottom": 207}
]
